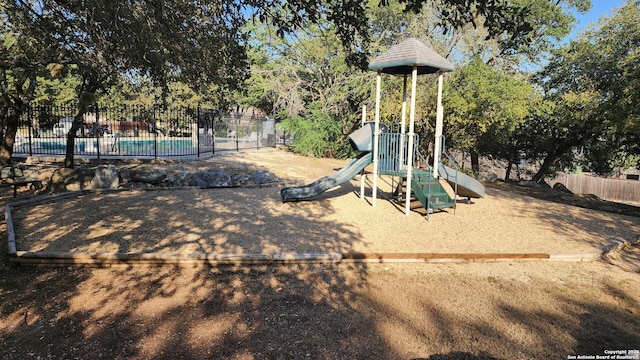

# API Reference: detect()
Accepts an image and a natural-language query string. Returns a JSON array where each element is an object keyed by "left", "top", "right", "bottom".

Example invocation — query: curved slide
[
  {"left": 438, "top": 163, "right": 485, "bottom": 198},
  {"left": 281, "top": 152, "right": 373, "bottom": 202}
]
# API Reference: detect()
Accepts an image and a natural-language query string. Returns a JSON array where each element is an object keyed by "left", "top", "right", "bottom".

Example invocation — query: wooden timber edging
[
  {"left": 9, "top": 251, "right": 344, "bottom": 266},
  {"left": 7, "top": 250, "right": 609, "bottom": 267},
  {"left": 5, "top": 204, "right": 16, "bottom": 255}
]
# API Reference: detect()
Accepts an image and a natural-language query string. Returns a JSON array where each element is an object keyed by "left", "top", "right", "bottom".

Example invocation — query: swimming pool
[
  {"left": 15, "top": 137, "right": 196, "bottom": 156},
  {"left": 113, "top": 138, "right": 194, "bottom": 155}
]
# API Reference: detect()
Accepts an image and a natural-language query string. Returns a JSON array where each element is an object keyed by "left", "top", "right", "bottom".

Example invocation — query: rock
[
  {"left": 161, "top": 172, "right": 190, "bottom": 187},
  {"left": 538, "top": 180, "right": 552, "bottom": 189},
  {"left": 129, "top": 169, "right": 167, "bottom": 185},
  {"left": 553, "top": 182, "right": 573, "bottom": 194},
  {"left": 120, "top": 182, "right": 156, "bottom": 189},
  {"left": 232, "top": 173, "right": 252, "bottom": 186},
  {"left": 577, "top": 193, "right": 600, "bottom": 200},
  {"left": 48, "top": 167, "right": 92, "bottom": 192},
  {"left": 91, "top": 165, "right": 119, "bottom": 190},
  {"left": 479, "top": 172, "right": 499, "bottom": 183},
  {"left": 43, "top": 164, "right": 279, "bottom": 193},
  {"left": 119, "top": 168, "right": 133, "bottom": 183},
  {"left": 518, "top": 180, "right": 542, "bottom": 189},
  {"left": 252, "top": 170, "right": 279, "bottom": 185},
  {"left": 188, "top": 169, "right": 231, "bottom": 187}
]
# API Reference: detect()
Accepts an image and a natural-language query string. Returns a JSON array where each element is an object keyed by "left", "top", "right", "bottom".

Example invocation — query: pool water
[
  {"left": 18, "top": 137, "right": 195, "bottom": 155},
  {"left": 115, "top": 138, "right": 193, "bottom": 152}
]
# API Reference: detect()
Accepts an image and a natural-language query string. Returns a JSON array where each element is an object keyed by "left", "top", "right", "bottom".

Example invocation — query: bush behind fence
[{"left": 7, "top": 104, "right": 280, "bottom": 158}]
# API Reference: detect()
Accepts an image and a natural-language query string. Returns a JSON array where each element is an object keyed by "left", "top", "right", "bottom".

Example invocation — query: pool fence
[{"left": 6, "top": 104, "right": 288, "bottom": 158}]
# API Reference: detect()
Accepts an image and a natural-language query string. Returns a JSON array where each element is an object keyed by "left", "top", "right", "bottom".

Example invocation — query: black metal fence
[{"left": 8, "top": 104, "right": 282, "bottom": 158}]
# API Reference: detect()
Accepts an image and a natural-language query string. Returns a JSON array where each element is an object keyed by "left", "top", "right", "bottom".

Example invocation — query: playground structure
[{"left": 281, "top": 38, "right": 485, "bottom": 217}]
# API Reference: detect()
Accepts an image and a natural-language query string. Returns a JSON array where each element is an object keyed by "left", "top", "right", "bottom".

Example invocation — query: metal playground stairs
[{"left": 410, "top": 169, "right": 455, "bottom": 213}]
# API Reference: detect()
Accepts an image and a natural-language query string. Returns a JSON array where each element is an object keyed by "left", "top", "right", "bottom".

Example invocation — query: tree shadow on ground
[
  {"left": 1, "top": 186, "right": 403, "bottom": 358},
  {"left": 354, "top": 257, "right": 640, "bottom": 359},
  {"left": 486, "top": 186, "right": 640, "bottom": 251},
  {"left": 412, "top": 353, "right": 499, "bottom": 360},
  {"left": 0, "top": 262, "right": 404, "bottom": 359},
  {"left": 3, "top": 185, "right": 640, "bottom": 359},
  {"left": 3, "top": 240, "right": 640, "bottom": 359},
  {"left": 10, "top": 186, "right": 366, "bottom": 255}
]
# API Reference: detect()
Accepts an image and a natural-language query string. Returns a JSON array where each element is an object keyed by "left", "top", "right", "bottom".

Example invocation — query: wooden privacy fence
[{"left": 548, "top": 174, "right": 640, "bottom": 204}]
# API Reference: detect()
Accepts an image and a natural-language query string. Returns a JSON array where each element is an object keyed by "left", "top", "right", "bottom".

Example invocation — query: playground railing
[
  {"left": 415, "top": 149, "right": 431, "bottom": 172},
  {"left": 377, "top": 132, "right": 420, "bottom": 176}
]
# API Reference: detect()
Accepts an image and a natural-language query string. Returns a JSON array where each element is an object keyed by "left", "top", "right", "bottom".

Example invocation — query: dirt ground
[{"left": 1, "top": 149, "right": 640, "bottom": 360}]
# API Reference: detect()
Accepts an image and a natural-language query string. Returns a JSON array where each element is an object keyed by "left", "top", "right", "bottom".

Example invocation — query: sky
[{"left": 568, "top": 0, "right": 625, "bottom": 38}]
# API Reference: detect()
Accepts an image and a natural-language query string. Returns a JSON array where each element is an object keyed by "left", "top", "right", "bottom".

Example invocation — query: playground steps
[{"left": 410, "top": 170, "right": 455, "bottom": 212}]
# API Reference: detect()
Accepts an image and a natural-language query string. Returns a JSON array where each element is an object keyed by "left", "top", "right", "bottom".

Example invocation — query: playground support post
[
  {"left": 400, "top": 74, "right": 408, "bottom": 173},
  {"left": 401, "top": 74, "right": 408, "bottom": 133},
  {"left": 373, "top": 72, "right": 381, "bottom": 207},
  {"left": 433, "top": 72, "right": 445, "bottom": 178},
  {"left": 360, "top": 105, "right": 366, "bottom": 199},
  {"left": 394, "top": 74, "right": 409, "bottom": 204},
  {"left": 405, "top": 65, "right": 418, "bottom": 216}
]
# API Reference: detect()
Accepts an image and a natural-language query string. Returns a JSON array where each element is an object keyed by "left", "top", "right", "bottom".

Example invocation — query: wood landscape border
[{"left": 3, "top": 189, "right": 628, "bottom": 267}]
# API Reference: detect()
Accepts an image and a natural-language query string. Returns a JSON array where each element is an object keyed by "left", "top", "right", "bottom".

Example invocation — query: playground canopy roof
[{"left": 368, "top": 38, "right": 454, "bottom": 75}]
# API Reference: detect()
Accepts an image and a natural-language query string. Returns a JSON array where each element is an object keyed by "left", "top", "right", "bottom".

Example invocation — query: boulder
[
  {"left": 119, "top": 168, "right": 133, "bottom": 183},
  {"left": 48, "top": 167, "right": 92, "bottom": 192},
  {"left": 188, "top": 169, "right": 231, "bottom": 187},
  {"left": 232, "top": 173, "right": 252, "bottom": 186},
  {"left": 161, "top": 172, "right": 191, "bottom": 187},
  {"left": 538, "top": 180, "right": 552, "bottom": 189},
  {"left": 518, "top": 180, "right": 542, "bottom": 189},
  {"left": 120, "top": 182, "right": 156, "bottom": 190},
  {"left": 91, "top": 165, "right": 119, "bottom": 190},
  {"left": 252, "top": 170, "right": 279, "bottom": 185},
  {"left": 128, "top": 169, "right": 167, "bottom": 185},
  {"left": 553, "top": 182, "right": 573, "bottom": 194}
]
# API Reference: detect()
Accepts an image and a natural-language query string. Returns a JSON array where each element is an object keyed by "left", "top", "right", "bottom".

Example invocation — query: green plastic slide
[{"left": 280, "top": 152, "right": 373, "bottom": 202}]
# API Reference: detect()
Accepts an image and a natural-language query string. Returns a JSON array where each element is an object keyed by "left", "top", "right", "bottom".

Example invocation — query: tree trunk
[
  {"left": 504, "top": 143, "right": 517, "bottom": 182},
  {"left": 532, "top": 151, "right": 558, "bottom": 183},
  {"left": 505, "top": 159, "right": 513, "bottom": 182},
  {"left": 0, "top": 71, "right": 35, "bottom": 165},
  {"left": 0, "top": 101, "right": 25, "bottom": 165},
  {"left": 470, "top": 150, "right": 480, "bottom": 175},
  {"left": 64, "top": 101, "right": 90, "bottom": 169}
]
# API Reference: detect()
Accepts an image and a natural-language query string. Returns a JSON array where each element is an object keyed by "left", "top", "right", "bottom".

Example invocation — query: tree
[
  {"left": 529, "top": 0, "right": 640, "bottom": 182},
  {"left": 444, "top": 57, "right": 535, "bottom": 174},
  {"left": 364, "top": 0, "right": 589, "bottom": 176},
  {"left": 243, "top": 21, "right": 372, "bottom": 158},
  {"left": 0, "top": 0, "right": 62, "bottom": 164},
  {"left": 1, "top": 0, "right": 591, "bottom": 166},
  {"left": 1, "top": 0, "right": 249, "bottom": 167},
  {"left": 520, "top": 90, "right": 600, "bottom": 182},
  {"left": 589, "top": 0, "right": 640, "bottom": 166},
  {"left": 246, "top": 0, "right": 553, "bottom": 69}
]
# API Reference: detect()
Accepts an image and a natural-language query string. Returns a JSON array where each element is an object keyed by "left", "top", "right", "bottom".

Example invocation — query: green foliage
[
  {"left": 1, "top": 0, "right": 596, "bottom": 168},
  {"left": 98, "top": 75, "right": 159, "bottom": 107},
  {"left": 499, "top": 0, "right": 590, "bottom": 62},
  {"left": 528, "top": 0, "right": 640, "bottom": 180},
  {"left": 445, "top": 57, "right": 535, "bottom": 159},
  {"left": 33, "top": 65, "right": 81, "bottom": 105},
  {"left": 241, "top": 20, "right": 369, "bottom": 158},
  {"left": 280, "top": 101, "right": 355, "bottom": 158}
]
